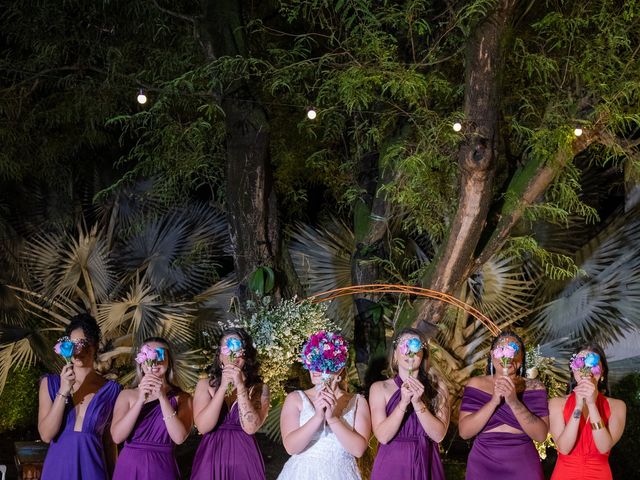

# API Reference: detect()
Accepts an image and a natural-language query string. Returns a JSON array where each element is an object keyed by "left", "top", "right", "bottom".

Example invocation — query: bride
[{"left": 277, "top": 331, "right": 371, "bottom": 480}]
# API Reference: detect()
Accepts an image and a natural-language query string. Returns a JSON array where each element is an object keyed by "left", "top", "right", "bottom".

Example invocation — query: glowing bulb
[
  {"left": 574, "top": 128, "right": 583, "bottom": 137},
  {"left": 137, "top": 89, "right": 147, "bottom": 105},
  {"left": 453, "top": 122, "right": 462, "bottom": 132},
  {"left": 306, "top": 108, "right": 317, "bottom": 120}
]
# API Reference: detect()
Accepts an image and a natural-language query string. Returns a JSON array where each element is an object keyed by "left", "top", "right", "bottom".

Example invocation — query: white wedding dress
[{"left": 277, "top": 390, "right": 362, "bottom": 480}]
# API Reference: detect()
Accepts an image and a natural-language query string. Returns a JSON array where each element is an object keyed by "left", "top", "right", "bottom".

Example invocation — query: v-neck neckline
[{"left": 70, "top": 379, "right": 111, "bottom": 433}]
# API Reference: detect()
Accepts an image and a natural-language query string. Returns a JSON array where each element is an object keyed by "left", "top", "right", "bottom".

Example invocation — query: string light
[
  {"left": 453, "top": 122, "right": 462, "bottom": 132},
  {"left": 136, "top": 89, "right": 147, "bottom": 105},
  {"left": 306, "top": 107, "right": 317, "bottom": 120},
  {"left": 574, "top": 127, "right": 583, "bottom": 137}
]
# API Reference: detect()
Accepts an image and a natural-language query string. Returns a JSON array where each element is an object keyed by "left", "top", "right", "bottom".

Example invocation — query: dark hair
[
  {"left": 208, "top": 328, "right": 262, "bottom": 390},
  {"left": 65, "top": 313, "right": 101, "bottom": 349},
  {"left": 133, "top": 337, "right": 180, "bottom": 390},
  {"left": 567, "top": 342, "right": 610, "bottom": 396},
  {"left": 486, "top": 330, "right": 526, "bottom": 376},
  {"left": 388, "top": 328, "right": 441, "bottom": 414}
]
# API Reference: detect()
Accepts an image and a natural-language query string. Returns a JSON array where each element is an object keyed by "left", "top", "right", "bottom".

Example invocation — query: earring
[
  {"left": 489, "top": 363, "right": 494, "bottom": 375},
  {"left": 519, "top": 365, "right": 525, "bottom": 376},
  {"left": 336, "top": 376, "right": 342, "bottom": 382}
]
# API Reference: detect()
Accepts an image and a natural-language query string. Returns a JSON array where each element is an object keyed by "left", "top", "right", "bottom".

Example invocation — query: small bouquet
[
  {"left": 300, "top": 331, "right": 348, "bottom": 390},
  {"left": 221, "top": 337, "right": 244, "bottom": 396},
  {"left": 493, "top": 341, "right": 519, "bottom": 375},
  {"left": 135, "top": 345, "right": 166, "bottom": 399},
  {"left": 398, "top": 337, "right": 423, "bottom": 376},
  {"left": 569, "top": 352, "right": 601, "bottom": 378},
  {"left": 135, "top": 344, "right": 166, "bottom": 367},
  {"left": 54, "top": 336, "right": 86, "bottom": 364}
]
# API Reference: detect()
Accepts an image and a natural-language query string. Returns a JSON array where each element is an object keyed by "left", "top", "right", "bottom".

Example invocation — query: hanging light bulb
[
  {"left": 136, "top": 89, "right": 147, "bottom": 105},
  {"left": 453, "top": 122, "right": 462, "bottom": 132},
  {"left": 306, "top": 107, "right": 317, "bottom": 120},
  {"left": 574, "top": 127, "right": 583, "bottom": 137}
]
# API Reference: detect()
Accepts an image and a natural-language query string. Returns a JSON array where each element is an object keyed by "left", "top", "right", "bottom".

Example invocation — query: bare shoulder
[
  {"left": 283, "top": 390, "right": 303, "bottom": 410},
  {"left": 607, "top": 397, "right": 626, "bottom": 413},
  {"left": 524, "top": 378, "right": 547, "bottom": 391}
]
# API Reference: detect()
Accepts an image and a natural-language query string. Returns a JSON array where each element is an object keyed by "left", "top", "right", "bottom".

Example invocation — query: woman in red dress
[{"left": 549, "top": 343, "right": 626, "bottom": 480}]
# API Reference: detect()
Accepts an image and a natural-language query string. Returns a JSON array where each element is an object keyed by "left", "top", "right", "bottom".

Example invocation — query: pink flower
[
  {"left": 591, "top": 365, "right": 602, "bottom": 376},
  {"left": 221, "top": 345, "right": 231, "bottom": 356},
  {"left": 135, "top": 352, "right": 147, "bottom": 364}
]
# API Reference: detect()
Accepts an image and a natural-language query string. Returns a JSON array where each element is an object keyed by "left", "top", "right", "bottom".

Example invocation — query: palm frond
[
  {"left": 536, "top": 211, "right": 640, "bottom": 345},
  {"left": 289, "top": 219, "right": 355, "bottom": 332},
  {"left": 117, "top": 204, "right": 228, "bottom": 296},
  {"left": 194, "top": 275, "right": 238, "bottom": 333}
]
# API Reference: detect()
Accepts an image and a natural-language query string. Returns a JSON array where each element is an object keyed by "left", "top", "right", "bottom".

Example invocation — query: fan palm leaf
[
  {"left": 118, "top": 204, "right": 228, "bottom": 296},
  {"left": 289, "top": 219, "right": 355, "bottom": 333}
]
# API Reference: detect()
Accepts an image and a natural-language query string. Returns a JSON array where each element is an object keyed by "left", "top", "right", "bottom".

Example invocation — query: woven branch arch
[{"left": 309, "top": 284, "right": 500, "bottom": 336}]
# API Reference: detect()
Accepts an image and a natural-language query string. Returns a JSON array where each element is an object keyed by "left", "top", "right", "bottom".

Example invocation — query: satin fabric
[
  {"left": 551, "top": 392, "right": 612, "bottom": 480},
  {"left": 460, "top": 385, "right": 549, "bottom": 480},
  {"left": 370, "top": 376, "right": 445, "bottom": 480}
]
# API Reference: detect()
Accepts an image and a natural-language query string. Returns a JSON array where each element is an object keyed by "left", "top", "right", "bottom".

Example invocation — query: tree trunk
[
  {"left": 199, "top": 0, "right": 300, "bottom": 301},
  {"left": 415, "top": 0, "right": 516, "bottom": 329},
  {"left": 351, "top": 152, "right": 390, "bottom": 387}
]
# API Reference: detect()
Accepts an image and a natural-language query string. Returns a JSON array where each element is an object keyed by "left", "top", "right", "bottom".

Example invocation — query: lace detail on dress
[{"left": 276, "top": 391, "right": 362, "bottom": 480}]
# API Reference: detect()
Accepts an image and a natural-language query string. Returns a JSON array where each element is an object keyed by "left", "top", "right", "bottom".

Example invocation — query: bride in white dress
[{"left": 277, "top": 332, "right": 371, "bottom": 480}]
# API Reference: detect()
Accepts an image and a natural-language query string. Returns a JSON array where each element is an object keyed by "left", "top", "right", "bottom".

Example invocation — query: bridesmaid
[
  {"left": 191, "top": 328, "right": 270, "bottom": 479},
  {"left": 458, "top": 331, "right": 549, "bottom": 480},
  {"left": 369, "top": 328, "right": 449, "bottom": 480},
  {"left": 111, "top": 337, "right": 193, "bottom": 479},
  {"left": 38, "top": 313, "right": 121, "bottom": 480},
  {"left": 549, "top": 343, "right": 626, "bottom": 480}
]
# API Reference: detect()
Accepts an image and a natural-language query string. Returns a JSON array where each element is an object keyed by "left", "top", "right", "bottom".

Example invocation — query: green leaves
[{"left": 248, "top": 266, "right": 276, "bottom": 296}]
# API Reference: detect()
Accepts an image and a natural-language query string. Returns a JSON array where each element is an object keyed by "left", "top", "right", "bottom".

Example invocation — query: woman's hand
[
  {"left": 399, "top": 381, "right": 414, "bottom": 407},
  {"left": 137, "top": 373, "right": 161, "bottom": 401},
  {"left": 311, "top": 389, "right": 330, "bottom": 419},
  {"left": 496, "top": 376, "right": 518, "bottom": 406},
  {"left": 220, "top": 365, "right": 235, "bottom": 389},
  {"left": 405, "top": 377, "right": 425, "bottom": 405},
  {"left": 59, "top": 364, "right": 76, "bottom": 395},
  {"left": 574, "top": 378, "right": 597, "bottom": 406},
  {"left": 321, "top": 388, "right": 338, "bottom": 419},
  {"left": 224, "top": 364, "right": 245, "bottom": 389}
]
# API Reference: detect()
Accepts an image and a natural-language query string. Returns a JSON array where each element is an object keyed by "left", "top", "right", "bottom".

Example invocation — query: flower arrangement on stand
[
  {"left": 226, "top": 296, "right": 337, "bottom": 402},
  {"left": 526, "top": 345, "right": 566, "bottom": 460}
]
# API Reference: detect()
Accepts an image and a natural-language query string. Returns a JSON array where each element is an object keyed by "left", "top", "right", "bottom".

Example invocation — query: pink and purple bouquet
[
  {"left": 398, "top": 337, "right": 423, "bottom": 376},
  {"left": 492, "top": 341, "right": 520, "bottom": 374},
  {"left": 301, "top": 331, "right": 348, "bottom": 386},
  {"left": 53, "top": 336, "right": 86, "bottom": 364},
  {"left": 570, "top": 351, "right": 601, "bottom": 378}
]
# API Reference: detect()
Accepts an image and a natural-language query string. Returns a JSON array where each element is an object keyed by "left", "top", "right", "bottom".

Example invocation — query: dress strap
[{"left": 393, "top": 375, "right": 403, "bottom": 388}]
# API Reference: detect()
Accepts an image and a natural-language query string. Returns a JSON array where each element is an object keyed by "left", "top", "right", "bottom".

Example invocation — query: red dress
[{"left": 551, "top": 392, "right": 611, "bottom": 480}]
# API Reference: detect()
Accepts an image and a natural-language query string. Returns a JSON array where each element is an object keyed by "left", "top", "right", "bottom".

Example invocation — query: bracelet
[
  {"left": 163, "top": 410, "right": 177, "bottom": 422},
  {"left": 590, "top": 420, "right": 605, "bottom": 431},
  {"left": 56, "top": 391, "right": 70, "bottom": 398},
  {"left": 415, "top": 406, "right": 428, "bottom": 414}
]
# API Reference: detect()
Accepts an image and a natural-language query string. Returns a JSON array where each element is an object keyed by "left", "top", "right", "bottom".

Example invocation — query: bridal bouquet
[
  {"left": 301, "top": 331, "right": 348, "bottom": 388},
  {"left": 54, "top": 336, "right": 87, "bottom": 364}
]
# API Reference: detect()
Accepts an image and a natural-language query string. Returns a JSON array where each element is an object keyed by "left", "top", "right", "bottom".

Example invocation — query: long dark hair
[
  {"left": 65, "top": 313, "right": 101, "bottom": 359},
  {"left": 567, "top": 342, "right": 610, "bottom": 396},
  {"left": 486, "top": 330, "right": 526, "bottom": 376},
  {"left": 208, "top": 328, "right": 262, "bottom": 390},
  {"left": 388, "top": 328, "right": 441, "bottom": 414},
  {"left": 132, "top": 336, "right": 180, "bottom": 391}
]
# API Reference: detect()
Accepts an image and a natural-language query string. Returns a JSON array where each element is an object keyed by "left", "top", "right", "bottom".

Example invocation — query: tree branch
[{"left": 150, "top": 0, "right": 201, "bottom": 24}]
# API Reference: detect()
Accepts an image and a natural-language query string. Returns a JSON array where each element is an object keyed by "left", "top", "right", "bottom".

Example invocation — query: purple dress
[
  {"left": 41, "top": 373, "right": 121, "bottom": 480},
  {"left": 112, "top": 392, "right": 181, "bottom": 479},
  {"left": 190, "top": 399, "right": 265, "bottom": 480},
  {"left": 371, "top": 376, "right": 445, "bottom": 480},
  {"left": 460, "top": 385, "right": 549, "bottom": 480}
]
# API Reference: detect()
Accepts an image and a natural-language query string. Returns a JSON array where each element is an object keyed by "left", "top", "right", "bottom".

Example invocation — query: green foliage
[
  {"left": 248, "top": 266, "right": 276, "bottom": 296},
  {"left": 0, "top": 366, "right": 40, "bottom": 432},
  {"left": 502, "top": 236, "right": 580, "bottom": 280},
  {"left": 610, "top": 373, "right": 640, "bottom": 479}
]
